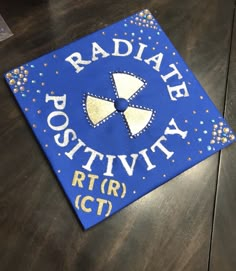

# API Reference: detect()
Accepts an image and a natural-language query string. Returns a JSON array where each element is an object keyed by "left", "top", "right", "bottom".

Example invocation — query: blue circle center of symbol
[{"left": 114, "top": 98, "right": 129, "bottom": 112}]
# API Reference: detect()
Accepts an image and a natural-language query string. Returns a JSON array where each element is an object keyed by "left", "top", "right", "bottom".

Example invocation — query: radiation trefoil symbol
[{"left": 84, "top": 72, "right": 156, "bottom": 138}]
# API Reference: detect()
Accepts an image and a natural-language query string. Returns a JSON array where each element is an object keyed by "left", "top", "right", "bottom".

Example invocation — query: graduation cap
[{"left": 5, "top": 9, "right": 235, "bottom": 229}]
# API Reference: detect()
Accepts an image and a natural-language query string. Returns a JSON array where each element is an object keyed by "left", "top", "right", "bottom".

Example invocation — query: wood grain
[
  {"left": 0, "top": 1, "right": 235, "bottom": 271},
  {"left": 209, "top": 6, "right": 236, "bottom": 271}
]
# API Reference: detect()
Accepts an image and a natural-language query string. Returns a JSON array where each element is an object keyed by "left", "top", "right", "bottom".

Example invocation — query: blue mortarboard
[{"left": 4, "top": 9, "right": 236, "bottom": 229}]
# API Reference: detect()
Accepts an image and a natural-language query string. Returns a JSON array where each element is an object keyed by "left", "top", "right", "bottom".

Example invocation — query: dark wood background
[{"left": 0, "top": 1, "right": 235, "bottom": 270}]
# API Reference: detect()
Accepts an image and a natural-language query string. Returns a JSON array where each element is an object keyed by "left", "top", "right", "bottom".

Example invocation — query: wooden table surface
[{"left": 0, "top": 1, "right": 235, "bottom": 270}]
